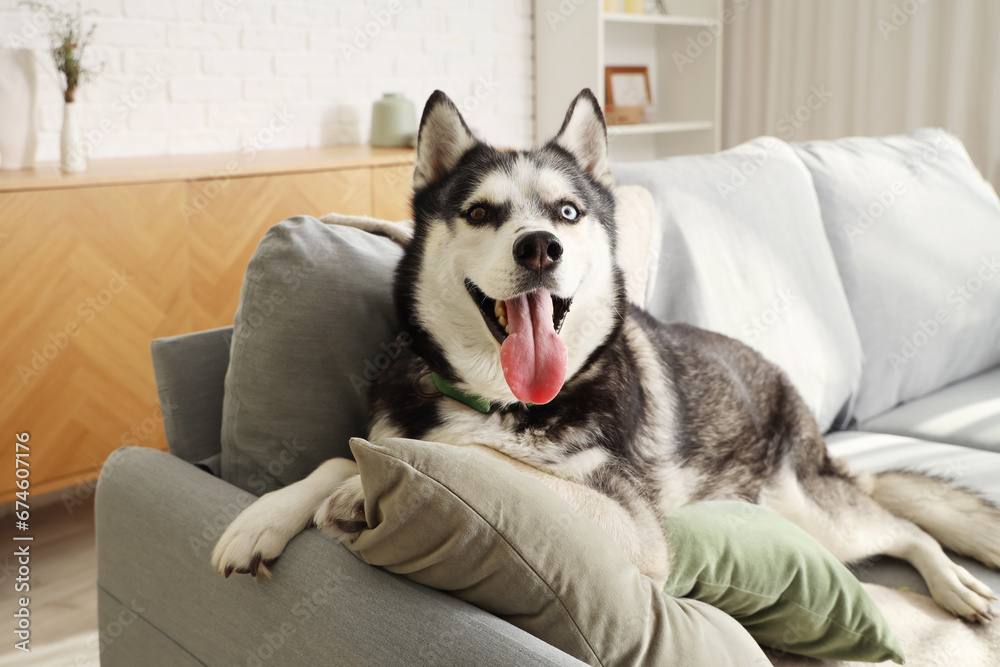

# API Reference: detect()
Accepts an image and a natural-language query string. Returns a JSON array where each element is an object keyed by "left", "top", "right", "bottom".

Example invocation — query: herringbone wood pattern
[
  {"left": 373, "top": 163, "right": 414, "bottom": 221},
  {"left": 184, "top": 169, "right": 371, "bottom": 327},
  {"left": 0, "top": 162, "right": 410, "bottom": 504}
]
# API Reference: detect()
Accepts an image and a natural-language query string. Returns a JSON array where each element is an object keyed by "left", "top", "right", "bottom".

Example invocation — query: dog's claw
[
  {"left": 974, "top": 611, "right": 991, "bottom": 624},
  {"left": 224, "top": 565, "right": 233, "bottom": 579},
  {"left": 249, "top": 553, "right": 262, "bottom": 577}
]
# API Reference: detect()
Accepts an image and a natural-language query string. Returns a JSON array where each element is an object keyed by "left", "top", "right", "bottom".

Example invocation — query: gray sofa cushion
[
  {"left": 613, "top": 139, "right": 863, "bottom": 432},
  {"left": 795, "top": 129, "right": 1000, "bottom": 423},
  {"left": 862, "top": 366, "right": 1000, "bottom": 453},
  {"left": 221, "top": 216, "right": 403, "bottom": 494},
  {"left": 151, "top": 326, "right": 232, "bottom": 464},
  {"left": 826, "top": 430, "right": 1000, "bottom": 596}
]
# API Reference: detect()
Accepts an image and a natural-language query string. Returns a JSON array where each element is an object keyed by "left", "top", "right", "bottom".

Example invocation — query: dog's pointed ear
[
  {"left": 413, "top": 90, "right": 477, "bottom": 190},
  {"left": 552, "top": 89, "right": 613, "bottom": 187}
]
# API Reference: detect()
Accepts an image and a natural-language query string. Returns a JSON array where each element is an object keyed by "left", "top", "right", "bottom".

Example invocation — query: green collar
[{"left": 431, "top": 372, "right": 495, "bottom": 414}]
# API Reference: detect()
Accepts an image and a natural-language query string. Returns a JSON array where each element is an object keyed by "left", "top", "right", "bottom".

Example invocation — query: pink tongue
[{"left": 500, "top": 289, "right": 569, "bottom": 404}]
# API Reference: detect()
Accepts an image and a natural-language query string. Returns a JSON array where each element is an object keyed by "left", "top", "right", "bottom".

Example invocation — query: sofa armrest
[
  {"left": 96, "top": 447, "right": 586, "bottom": 667},
  {"left": 151, "top": 327, "right": 232, "bottom": 464}
]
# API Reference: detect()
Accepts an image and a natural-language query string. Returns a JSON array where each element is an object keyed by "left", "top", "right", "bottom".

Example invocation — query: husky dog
[{"left": 213, "top": 89, "right": 1000, "bottom": 623}]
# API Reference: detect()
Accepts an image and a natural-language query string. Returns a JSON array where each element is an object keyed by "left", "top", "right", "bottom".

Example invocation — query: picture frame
[{"left": 604, "top": 66, "right": 652, "bottom": 125}]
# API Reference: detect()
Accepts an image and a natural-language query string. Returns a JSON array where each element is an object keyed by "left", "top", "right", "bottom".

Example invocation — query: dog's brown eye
[
  {"left": 469, "top": 206, "right": 488, "bottom": 222},
  {"left": 560, "top": 203, "right": 579, "bottom": 221}
]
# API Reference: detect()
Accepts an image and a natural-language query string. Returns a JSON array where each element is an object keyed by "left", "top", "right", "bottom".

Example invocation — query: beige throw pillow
[
  {"left": 343, "top": 437, "right": 769, "bottom": 667},
  {"left": 614, "top": 184, "right": 657, "bottom": 308}
]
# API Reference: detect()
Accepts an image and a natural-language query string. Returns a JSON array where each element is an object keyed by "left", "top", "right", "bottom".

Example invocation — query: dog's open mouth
[
  {"left": 465, "top": 280, "right": 572, "bottom": 345},
  {"left": 465, "top": 280, "right": 572, "bottom": 404}
]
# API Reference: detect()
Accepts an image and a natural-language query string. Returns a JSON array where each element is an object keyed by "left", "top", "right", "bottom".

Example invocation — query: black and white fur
[{"left": 213, "top": 90, "right": 1000, "bottom": 623}]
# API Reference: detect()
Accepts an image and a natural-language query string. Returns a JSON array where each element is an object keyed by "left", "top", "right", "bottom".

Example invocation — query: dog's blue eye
[{"left": 560, "top": 204, "right": 579, "bottom": 221}]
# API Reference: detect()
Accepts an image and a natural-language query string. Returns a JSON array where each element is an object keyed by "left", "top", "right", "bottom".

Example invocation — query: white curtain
[{"left": 723, "top": 0, "right": 1000, "bottom": 190}]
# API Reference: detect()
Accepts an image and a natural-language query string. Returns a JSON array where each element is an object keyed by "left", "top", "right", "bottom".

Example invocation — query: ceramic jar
[{"left": 370, "top": 93, "right": 417, "bottom": 148}]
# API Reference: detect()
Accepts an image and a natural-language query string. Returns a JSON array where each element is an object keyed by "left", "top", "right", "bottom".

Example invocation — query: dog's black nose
[{"left": 513, "top": 231, "right": 563, "bottom": 271}]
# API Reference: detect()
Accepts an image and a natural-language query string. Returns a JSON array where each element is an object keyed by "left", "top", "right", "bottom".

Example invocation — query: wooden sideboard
[{"left": 0, "top": 146, "right": 415, "bottom": 505}]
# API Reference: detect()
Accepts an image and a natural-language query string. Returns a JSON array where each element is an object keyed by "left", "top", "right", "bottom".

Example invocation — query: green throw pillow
[{"left": 664, "top": 501, "right": 904, "bottom": 663}]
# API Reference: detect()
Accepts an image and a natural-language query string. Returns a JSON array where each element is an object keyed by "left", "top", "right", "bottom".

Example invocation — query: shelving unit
[
  {"left": 534, "top": 0, "right": 723, "bottom": 161},
  {"left": 603, "top": 11, "right": 717, "bottom": 27},
  {"left": 606, "top": 119, "right": 714, "bottom": 136}
]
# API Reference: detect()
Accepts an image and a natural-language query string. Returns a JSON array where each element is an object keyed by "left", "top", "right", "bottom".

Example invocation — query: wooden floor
[{"left": 0, "top": 496, "right": 98, "bottom": 666}]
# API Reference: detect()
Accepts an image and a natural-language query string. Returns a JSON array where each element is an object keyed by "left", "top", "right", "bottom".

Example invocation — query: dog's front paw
[
  {"left": 211, "top": 491, "right": 310, "bottom": 579},
  {"left": 314, "top": 475, "right": 367, "bottom": 542}
]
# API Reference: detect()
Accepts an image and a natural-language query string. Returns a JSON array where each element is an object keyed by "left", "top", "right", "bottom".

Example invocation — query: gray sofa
[{"left": 96, "top": 131, "right": 1000, "bottom": 665}]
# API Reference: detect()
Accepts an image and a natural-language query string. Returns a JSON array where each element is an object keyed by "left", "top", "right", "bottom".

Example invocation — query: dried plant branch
[{"left": 19, "top": 1, "right": 103, "bottom": 103}]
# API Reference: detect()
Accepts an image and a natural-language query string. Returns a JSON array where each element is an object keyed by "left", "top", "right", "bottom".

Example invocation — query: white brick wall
[{"left": 0, "top": 0, "right": 534, "bottom": 162}]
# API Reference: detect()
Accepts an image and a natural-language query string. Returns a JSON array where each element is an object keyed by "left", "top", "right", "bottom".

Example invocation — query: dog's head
[{"left": 395, "top": 89, "right": 624, "bottom": 407}]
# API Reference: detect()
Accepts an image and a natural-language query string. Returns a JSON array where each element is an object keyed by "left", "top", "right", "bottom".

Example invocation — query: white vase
[
  {"left": 0, "top": 48, "right": 39, "bottom": 170},
  {"left": 61, "top": 102, "right": 87, "bottom": 173}
]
